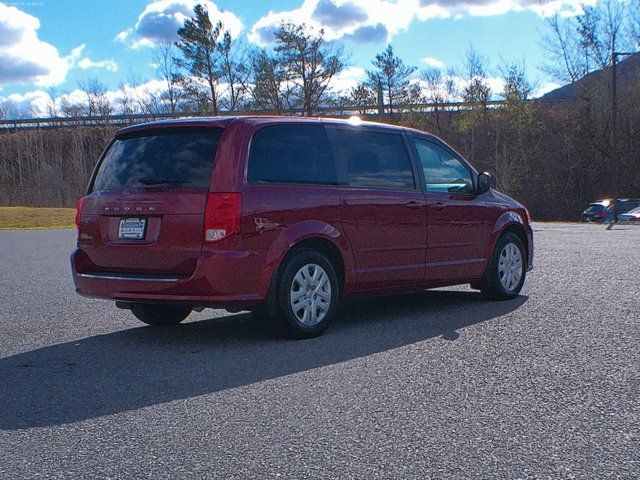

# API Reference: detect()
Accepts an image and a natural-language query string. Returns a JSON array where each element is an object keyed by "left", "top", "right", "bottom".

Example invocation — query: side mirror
[{"left": 476, "top": 172, "right": 492, "bottom": 195}]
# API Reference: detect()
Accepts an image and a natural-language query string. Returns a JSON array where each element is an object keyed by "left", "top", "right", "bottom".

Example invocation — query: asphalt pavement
[{"left": 0, "top": 223, "right": 638, "bottom": 479}]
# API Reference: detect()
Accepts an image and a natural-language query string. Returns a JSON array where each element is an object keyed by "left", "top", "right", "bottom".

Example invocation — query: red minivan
[{"left": 72, "top": 116, "right": 533, "bottom": 338}]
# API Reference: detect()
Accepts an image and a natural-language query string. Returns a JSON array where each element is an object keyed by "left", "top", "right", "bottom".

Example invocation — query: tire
[
  {"left": 130, "top": 303, "right": 191, "bottom": 326},
  {"left": 274, "top": 249, "right": 339, "bottom": 339},
  {"left": 479, "top": 233, "right": 527, "bottom": 300}
]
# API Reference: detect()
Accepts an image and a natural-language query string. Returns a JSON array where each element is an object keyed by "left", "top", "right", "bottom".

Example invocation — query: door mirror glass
[{"left": 477, "top": 172, "right": 492, "bottom": 194}]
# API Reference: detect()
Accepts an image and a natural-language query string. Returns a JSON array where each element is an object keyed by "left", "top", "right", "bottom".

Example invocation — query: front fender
[
  {"left": 260, "top": 220, "right": 355, "bottom": 296},
  {"left": 483, "top": 211, "right": 532, "bottom": 270}
]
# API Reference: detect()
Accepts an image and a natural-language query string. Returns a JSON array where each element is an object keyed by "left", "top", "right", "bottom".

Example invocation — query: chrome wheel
[
  {"left": 290, "top": 263, "right": 332, "bottom": 326},
  {"left": 498, "top": 243, "right": 523, "bottom": 292}
]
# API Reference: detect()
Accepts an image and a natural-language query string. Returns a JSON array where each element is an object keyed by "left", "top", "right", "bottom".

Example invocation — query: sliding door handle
[{"left": 405, "top": 201, "right": 425, "bottom": 210}]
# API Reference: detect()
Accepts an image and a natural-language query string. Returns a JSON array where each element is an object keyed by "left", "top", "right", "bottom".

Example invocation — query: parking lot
[{"left": 0, "top": 223, "right": 638, "bottom": 479}]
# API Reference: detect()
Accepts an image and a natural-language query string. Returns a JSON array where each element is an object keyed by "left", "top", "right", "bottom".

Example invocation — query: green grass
[{"left": 0, "top": 207, "right": 76, "bottom": 230}]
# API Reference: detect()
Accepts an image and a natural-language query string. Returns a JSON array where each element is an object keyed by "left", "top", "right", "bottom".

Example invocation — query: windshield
[
  {"left": 92, "top": 127, "right": 223, "bottom": 192},
  {"left": 625, "top": 206, "right": 640, "bottom": 215}
]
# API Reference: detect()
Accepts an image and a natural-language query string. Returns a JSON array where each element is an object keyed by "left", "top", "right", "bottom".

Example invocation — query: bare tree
[
  {"left": 152, "top": 39, "right": 183, "bottom": 114},
  {"left": 126, "top": 72, "right": 162, "bottom": 116},
  {"left": 462, "top": 46, "right": 490, "bottom": 107},
  {"left": 419, "top": 67, "right": 458, "bottom": 135},
  {"left": 577, "top": 1, "right": 629, "bottom": 71},
  {"left": 77, "top": 78, "right": 112, "bottom": 117},
  {"left": 0, "top": 101, "right": 18, "bottom": 120},
  {"left": 217, "top": 31, "right": 247, "bottom": 111},
  {"left": 543, "top": 0, "right": 633, "bottom": 84},
  {"left": 46, "top": 87, "right": 59, "bottom": 117},
  {"left": 541, "top": 15, "right": 587, "bottom": 83},
  {"left": 117, "top": 81, "right": 137, "bottom": 118},
  {"left": 60, "top": 96, "right": 84, "bottom": 118}
]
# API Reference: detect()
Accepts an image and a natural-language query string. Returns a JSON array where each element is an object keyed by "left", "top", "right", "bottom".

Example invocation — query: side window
[
  {"left": 328, "top": 127, "right": 415, "bottom": 190},
  {"left": 248, "top": 125, "right": 337, "bottom": 185},
  {"left": 412, "top": 139, "right": 473, "bottom": 194}
]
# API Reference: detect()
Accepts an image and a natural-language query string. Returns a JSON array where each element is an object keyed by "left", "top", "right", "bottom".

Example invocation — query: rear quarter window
[
  {"left": 247, "top": 124, "right": 337, "bottom": 185},
  {"left": 92, "top": 127, "right": 223, "bottom": 192}
]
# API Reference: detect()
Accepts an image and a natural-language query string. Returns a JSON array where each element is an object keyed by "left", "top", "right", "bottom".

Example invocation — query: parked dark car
[
  {"left": 71, "top": 117, "right": 533, "bottom": 338},
  {"left": 581, "top": 199, "right": 640, "bottom": 223},
  {"left": 581, "top": 202, "right": 611, "bottom": 222}
]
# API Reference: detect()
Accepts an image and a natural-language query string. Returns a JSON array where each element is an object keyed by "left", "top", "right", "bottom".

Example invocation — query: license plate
[{"left": 118, "top": 218, "right": 146, "bottom": 239}]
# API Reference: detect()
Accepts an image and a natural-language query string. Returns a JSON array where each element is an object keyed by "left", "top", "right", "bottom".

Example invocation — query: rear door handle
[
  {"left": 431, "top": 202, "right": 446, "bottom": 211},
  {"left": 405, "top": 201, "right": 425, "bottom": 210}
]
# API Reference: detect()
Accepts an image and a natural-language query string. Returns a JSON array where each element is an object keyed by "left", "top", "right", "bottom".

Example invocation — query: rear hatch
[
  {"left": 78, "top": 126, "right": 224, "bottom": 277},
  {"left": 582, "top": 204, "right": 607, "bottom": 221}
]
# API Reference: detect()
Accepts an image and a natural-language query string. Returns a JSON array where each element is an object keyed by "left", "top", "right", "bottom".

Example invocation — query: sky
[{"left": 0, "top": 0, "right": 593, "bottom": 117}]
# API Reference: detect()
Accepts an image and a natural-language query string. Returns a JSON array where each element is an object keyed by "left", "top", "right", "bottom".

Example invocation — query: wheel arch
[
  {"left": 484, "top": 212, "right": 531, "bottom": 272},
  {"left": 278, "top": 237, "right": 346, "bottom": 294},
  {"left": 259, "top": 220, "right": 355, "bottom": 314}
]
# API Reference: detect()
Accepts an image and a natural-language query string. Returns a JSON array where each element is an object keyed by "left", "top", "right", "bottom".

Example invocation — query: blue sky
[{"left": 0, "top": 0, "right": 587, "bottom": 115}]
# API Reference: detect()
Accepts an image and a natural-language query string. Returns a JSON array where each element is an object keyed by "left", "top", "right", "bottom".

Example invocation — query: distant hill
[{"left": 542, "top": 52, "right": 640, "bottom": 100}]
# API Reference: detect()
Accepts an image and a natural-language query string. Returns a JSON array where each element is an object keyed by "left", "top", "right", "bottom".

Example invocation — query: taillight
[
  {"left": 204, "top": 193, "right": 241, "bottom": 242},
  {"left": 598, "top": 212, "right": 607, "bottom": 219},
  {"left": 75, "top": 196, "right": 85, "bottom": 227}
]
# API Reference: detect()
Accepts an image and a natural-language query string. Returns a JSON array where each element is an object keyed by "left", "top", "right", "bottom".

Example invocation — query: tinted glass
[
  {"left": 586, "top": 204, "right": 605, "bottom": 213},
  {"left": 248, "top": 125, "right": 336, "bottom": 185},
  {"left": 328, "top": 127, "right": 414, "bottom": 190},
  {"left": 412, "top": 139, "right": 473, "bottom": 193},
  {"left": 92, "top": 127, "right": 223, "bottom": 191},
  {"left": 616, "top": 201, "right": 640, "bottom": 214}
]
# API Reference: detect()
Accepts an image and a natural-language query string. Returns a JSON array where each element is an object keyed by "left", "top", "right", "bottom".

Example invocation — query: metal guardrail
[{"left": 0, "top": 98, "right": 573, "bottom": 130}]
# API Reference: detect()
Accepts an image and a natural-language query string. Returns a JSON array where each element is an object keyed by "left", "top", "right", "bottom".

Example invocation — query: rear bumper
[{"left": 71, "top": 248, "right": 266, "bottom": 309}]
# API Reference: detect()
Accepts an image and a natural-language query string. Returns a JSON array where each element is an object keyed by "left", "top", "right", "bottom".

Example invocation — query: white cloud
[
  {"left": 117, "top": 0, "right": 243, "bottom": 48},
  {"left": 78, "top": 58, "right": 118, "bottom": 72},
  {"left": 330, "top": 66, "right": 366, "bottom": 94},
  {"left": 249, "top": 0, "right": 409, "bottom": 45},
  {"left": 421, "top": 57, "right": 444, "bottom": 69},
  {"left": 533, "top": 81, "right": 561, "bottom": 97},
  {"left": 0, "top": 89, "right": 53, "bottom": 117},
  {"left": 417, "top": 0, "right": 593, "bottom": 18},
  {"left": 67, "top": 44, "right": 118, "bottom": 72},
  {"left": 249, "top": 0, "right": 593, "bottom": 46},
  {"left": 0, "top": 3, "right": 71, "bottom": 86}
]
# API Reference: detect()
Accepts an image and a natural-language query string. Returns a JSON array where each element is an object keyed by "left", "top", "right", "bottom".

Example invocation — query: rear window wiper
[{"left": 137, "top": 178, "right": 192, "bottom": 185}]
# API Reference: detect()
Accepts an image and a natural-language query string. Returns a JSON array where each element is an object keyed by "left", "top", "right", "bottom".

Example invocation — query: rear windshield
[
  {"left": 92, "top": 127, "right": 223, "bottom": 191},
  {"left": 585, "top": 204, "right": 605, "bottom": 213}
]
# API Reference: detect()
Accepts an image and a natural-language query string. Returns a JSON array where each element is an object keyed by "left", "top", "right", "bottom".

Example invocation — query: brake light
[
  {"left": 75, "top": 196, "right": 85, "bottom": 227},
  {"left": 204, "top": 193, "right": 241, "bottom": 242},
  {"left": 598, "top": 212, "right": 607, "bottom": 219}
]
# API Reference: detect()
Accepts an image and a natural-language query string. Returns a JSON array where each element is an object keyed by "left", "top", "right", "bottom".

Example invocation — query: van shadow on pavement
[{"left": 0, "top": 290, "right": 527, "bottom": 430}]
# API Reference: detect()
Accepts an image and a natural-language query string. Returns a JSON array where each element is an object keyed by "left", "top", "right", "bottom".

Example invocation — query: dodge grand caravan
[{"left": 71, "top": 116, "right": 533, "bottom": 338}]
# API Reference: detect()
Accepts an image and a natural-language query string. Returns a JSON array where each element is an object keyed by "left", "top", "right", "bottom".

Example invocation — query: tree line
[
  {"left": 0, "top": 3, "right": 532, "bottom": 120},
  {"left": 0, "top": 0, "right": 639, "bottom": 220}
]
